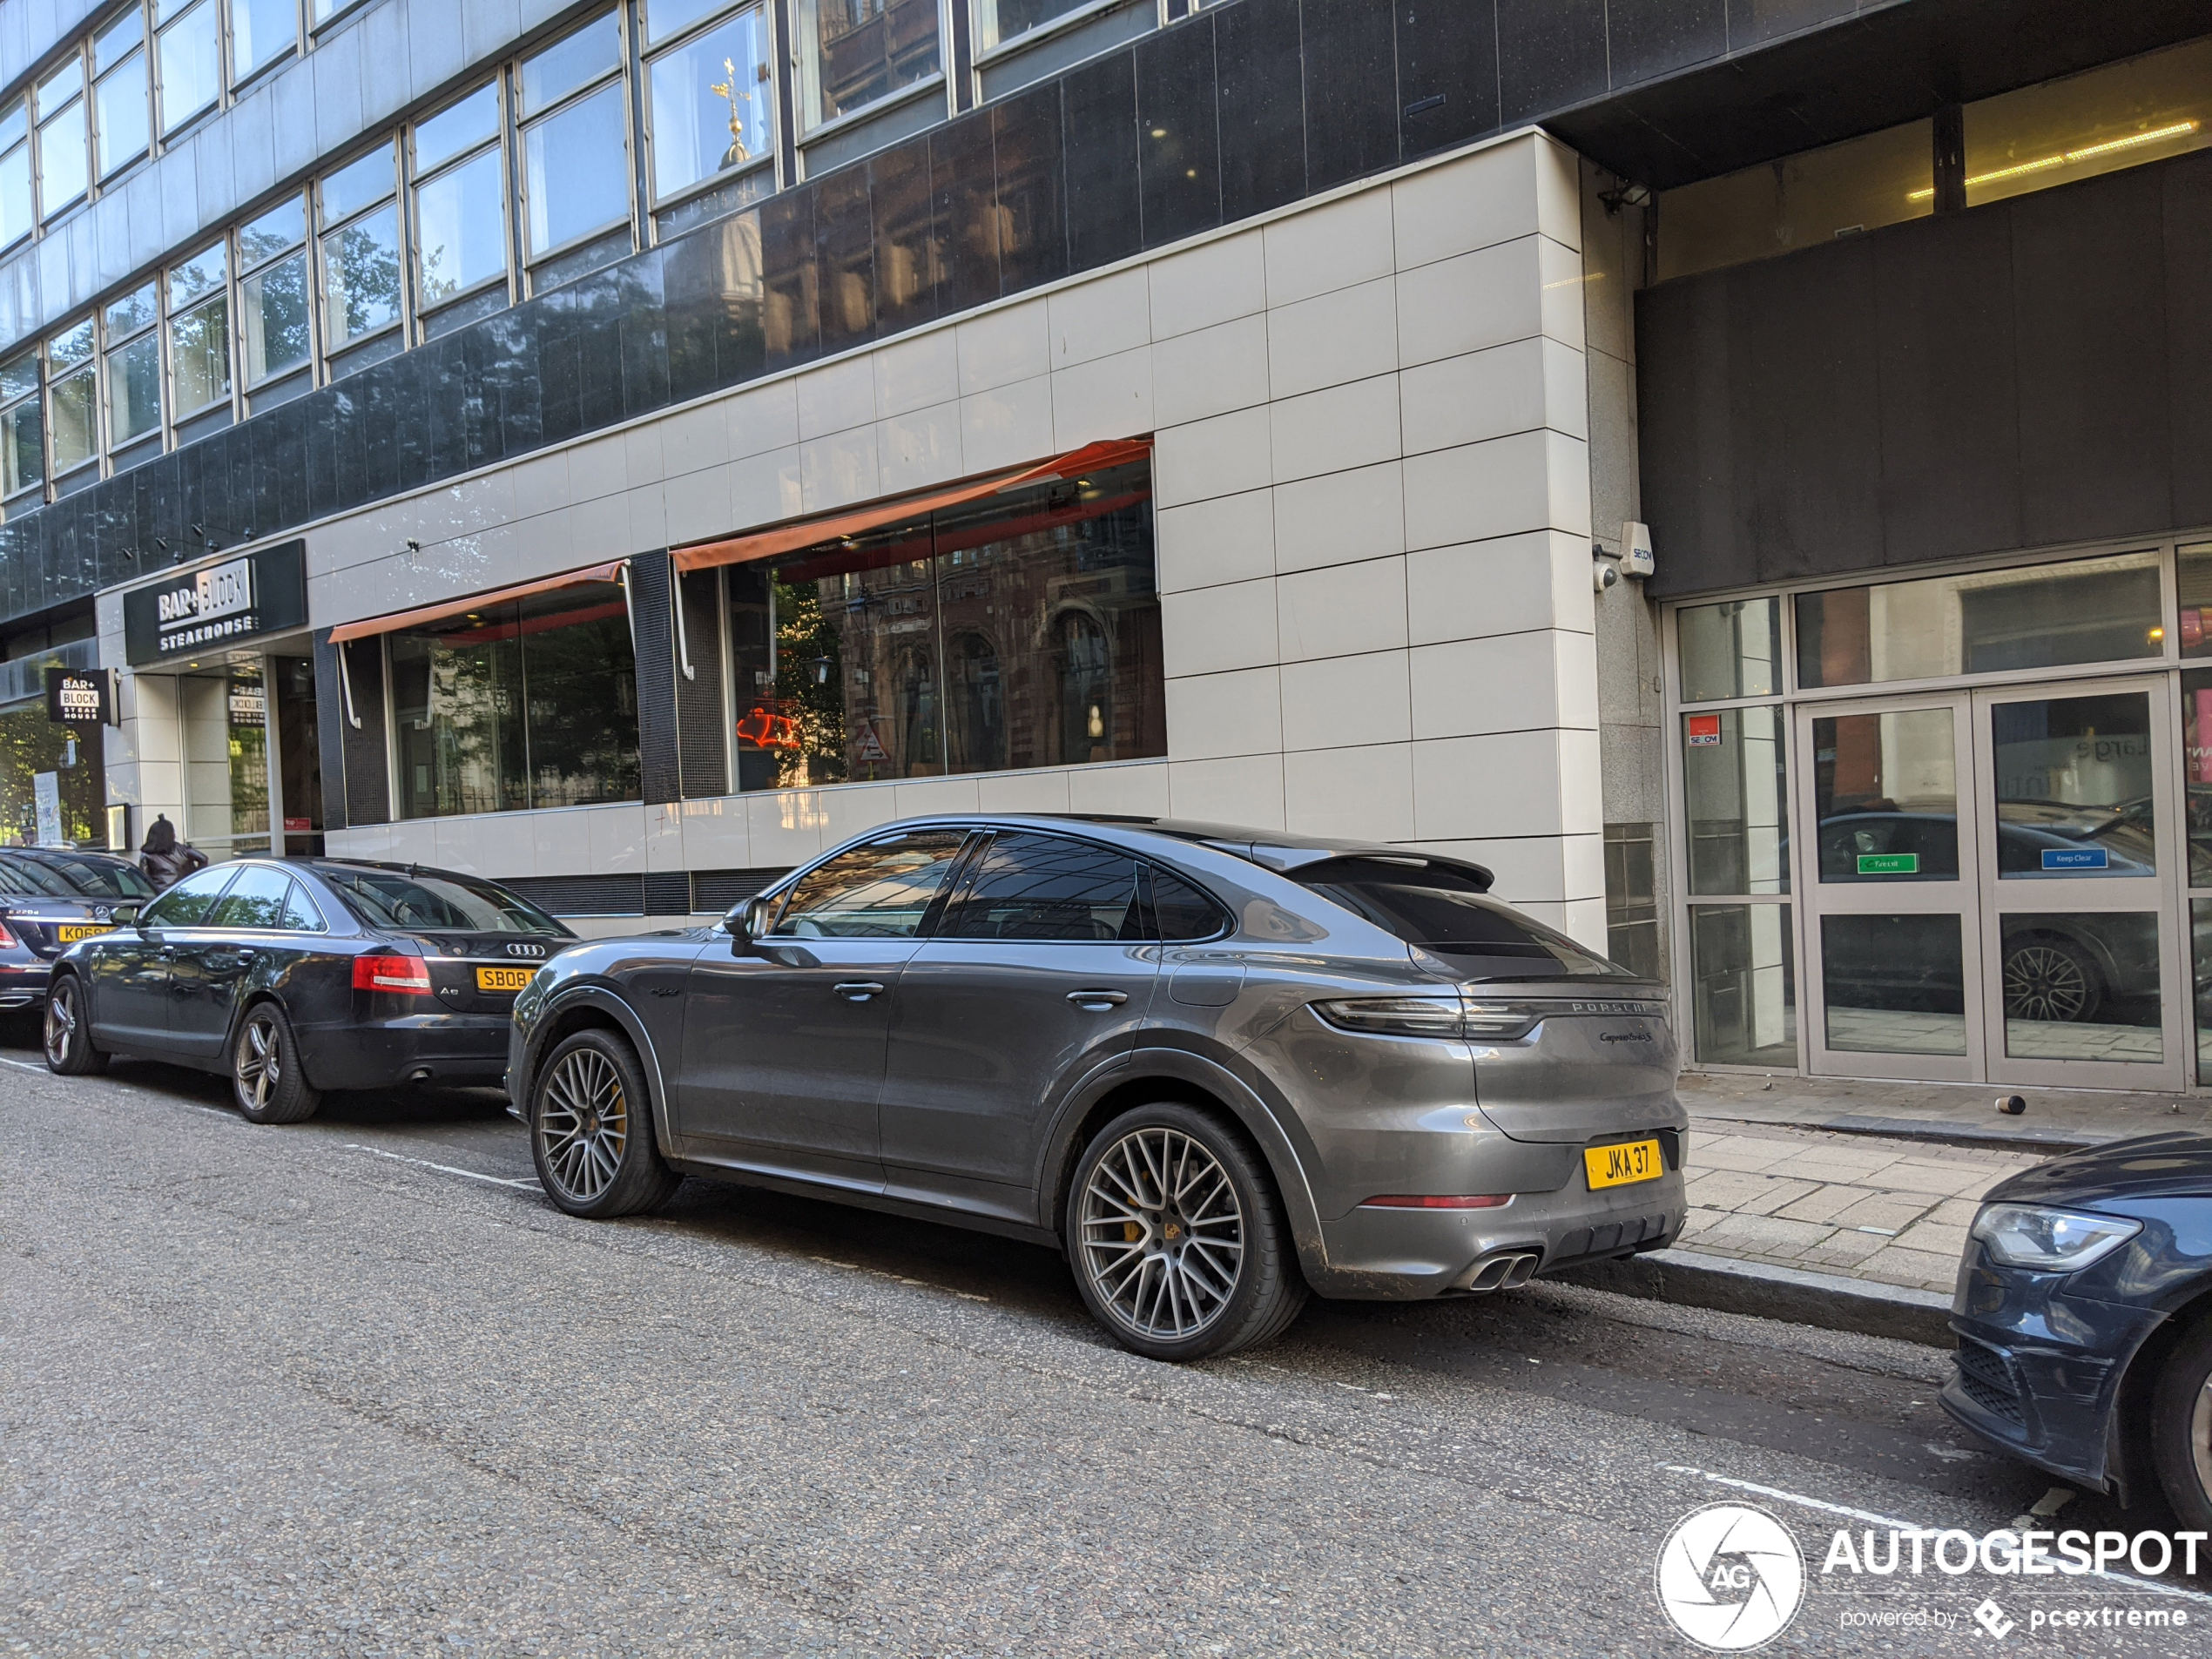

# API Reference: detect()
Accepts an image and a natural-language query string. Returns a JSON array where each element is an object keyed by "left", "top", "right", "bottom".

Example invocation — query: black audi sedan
[
  {"left": 1945, "top": 1135, "right": 2212, "bottom": 1527},
  {"left": 0, "top": 847, "right": 151, "bottom": 1014},
  {"left": 44, "top": 857, "right": 573, "bottom": 1123}
]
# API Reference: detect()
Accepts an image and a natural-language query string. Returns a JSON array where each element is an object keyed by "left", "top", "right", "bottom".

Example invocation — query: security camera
[{"left": 1594, "top": 556, "right": 1619, "bottom": 593}]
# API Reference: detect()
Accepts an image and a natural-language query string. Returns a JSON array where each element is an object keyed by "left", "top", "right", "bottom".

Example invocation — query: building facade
[{"left": 0, "top": 0, "right": 2200, "bottom": 1097}]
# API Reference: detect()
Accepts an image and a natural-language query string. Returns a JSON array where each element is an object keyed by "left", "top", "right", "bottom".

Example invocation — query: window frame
[
  {"left": 0, "top": 344, "right": 44, "bottom": 501},
  {"left": 638, "top": 0, "right": 776, "bottom": 219},
  {"left": 313, "top": 138, "right": 408, "bottom": 366},
  {"left": 34, "top": 51, "right": 92, "bottom": 223},
  {"left": 163, "top": 235, "right": 233, "bottom": 428},
  {"left": 99, "top": 278, "right": 163, "bottom": 458},
  {"left": 234, "top": 191, "right": 313, "bottom": 395},
  {"left": 513, "top": 12, "right": 637, "bottom": 282},
  {"left": 91, "top": 6, "right": 154, "bottom": 183},
  {"left": 406, "top": 82, "right": 513, "bottom": 334},
  {"left": 152, "top": 0, "right": 224, "bottom": 141},
  {"left": 44, "top": 317, "right": 100, "bottom": 482},
  {"left": 792, "top": 0, "right": 946, "bottom": 137}
]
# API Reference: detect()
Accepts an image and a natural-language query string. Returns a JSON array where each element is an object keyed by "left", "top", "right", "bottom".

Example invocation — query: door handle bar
[
  {"left": 833, "top": 981, "right": 887, "bottom": 1001},
  {"left": 1067, "top": 989, "right": 1130, "bottom": 1008}
]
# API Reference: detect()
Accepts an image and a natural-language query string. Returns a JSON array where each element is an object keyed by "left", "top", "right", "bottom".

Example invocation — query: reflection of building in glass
[
  {"left": 0, "top": 701, "right": 103, "bottom": 845},
  {"left": 725, "top": 460, "right": 1163, "bottom": 789}
]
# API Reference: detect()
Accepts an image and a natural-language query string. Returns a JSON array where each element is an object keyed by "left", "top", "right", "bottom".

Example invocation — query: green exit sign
[{"left": 1857, "top": 852, "right": 1919, "bottom": 875}]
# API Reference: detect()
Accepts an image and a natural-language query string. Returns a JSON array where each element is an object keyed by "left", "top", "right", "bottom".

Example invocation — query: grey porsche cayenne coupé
[{"left": 508, "top": 817, "right": 1688, "bottom": 1359}]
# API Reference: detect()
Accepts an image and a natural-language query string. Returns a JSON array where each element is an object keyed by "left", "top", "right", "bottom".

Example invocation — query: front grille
[{"left": 1954, "top": 1339, "right": 2026, "bottom": 1425}]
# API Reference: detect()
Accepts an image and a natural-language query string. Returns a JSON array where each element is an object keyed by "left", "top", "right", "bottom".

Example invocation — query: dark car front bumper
[
  {"left": 1941, "top": 1245, "right": 2166, "bottom": 1493},
  {"left": 294, "top": 1012, "right": 516, "bottom": 1091}
]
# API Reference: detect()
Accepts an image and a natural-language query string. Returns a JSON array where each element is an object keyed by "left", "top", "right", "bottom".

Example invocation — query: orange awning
[
  {"left": 327, "top": 559, "right": 631, "bottom": 644},
  {"left": 671, "top": 436, "right": 1152, "bottom": 574}
]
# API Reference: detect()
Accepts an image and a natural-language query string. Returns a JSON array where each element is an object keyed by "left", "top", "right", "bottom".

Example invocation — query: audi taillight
[{"left": 354, "top": 954, "right": 432, "bottom": 994}]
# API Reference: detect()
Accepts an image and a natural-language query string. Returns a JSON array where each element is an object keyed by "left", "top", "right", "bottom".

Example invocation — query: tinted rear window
[
  {"left": 1293, "top": 858, "right": 1633, "bottom": 980},
  {"left": 320, "top": 868, "right": 567, "bottom": 934},
  {"left": 32, "top": 856, "right": 157, "bottom": 899},
  {"left": 0, "top": 857, "right": 74, "bottom": 896}
]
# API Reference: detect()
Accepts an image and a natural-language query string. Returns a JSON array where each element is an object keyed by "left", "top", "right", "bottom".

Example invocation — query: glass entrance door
[
  {"left": 1974, "top": 679, "right": 2187, "bottom": 1090},
  {"left": 1797, "top": 695, "right": 1986, "bottom": 1079}
]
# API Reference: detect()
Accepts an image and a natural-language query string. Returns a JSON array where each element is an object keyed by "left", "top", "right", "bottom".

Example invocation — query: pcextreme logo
[{"left": 1655, "top": 1503, "right": 1807, "bottom": 1651}]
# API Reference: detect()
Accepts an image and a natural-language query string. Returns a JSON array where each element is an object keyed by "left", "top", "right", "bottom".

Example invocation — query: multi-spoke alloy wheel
[
  {"left": 2152, "top": 1318, "right": 2212, "bottom": 1531},
  {"left": 2003, "top": 941, "right": 2095, "bottom": 1023},
  {"left": 538, "top": 1045, "right": 631, "bottom": 1204},
  {"left": 1068, "top": 1104, "right": 1305, "bottom": 1360},
  {"left": 236, "top": 1013, "right": 283, "bottom": 1111},
  {"left": 529, "top": 1029, "right": 681, "bottom": 1219},
  {"left": 232, "top": 1002, "right": 319, "bottom": 1123},
  {"left": 44, "top": 975, "right": 105, "bottom": 1075},
  {"left": 1080, "top": 1124, "right": 1249, "bottom": 1343}
]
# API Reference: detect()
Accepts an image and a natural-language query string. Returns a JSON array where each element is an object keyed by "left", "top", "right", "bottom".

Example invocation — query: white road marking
[
  {"left": 0, "top": 1055, "right": 47, "bottom": 1071},
  {"left": 346, "top": 1143, "right": 543, "bottom": 1190},
  {"left": 1665, "top": 1463, "right": 2212, "bottom": 1604}
]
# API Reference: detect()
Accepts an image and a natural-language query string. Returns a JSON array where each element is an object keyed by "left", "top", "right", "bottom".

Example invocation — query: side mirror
[{"left": 725, "top": 896, "right": 774, "bottom": 948}]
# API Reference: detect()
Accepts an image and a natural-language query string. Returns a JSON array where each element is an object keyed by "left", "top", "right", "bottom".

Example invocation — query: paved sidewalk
[
  {"left": 1676, "top": 1119, "right": 2040, "bottom": 1294},
  {"left": 1679, "top": 1068, "right": 2209, "bottom": 1150}
]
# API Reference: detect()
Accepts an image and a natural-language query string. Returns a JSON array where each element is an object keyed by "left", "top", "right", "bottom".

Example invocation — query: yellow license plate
[
  {"left": 1584, "top": 1137, "right": 1664, "bottom": 1190},
  {"left": 57, "top": 924, "right": 111, "bottom": 942},
  {"left": 475, "top": 966, "right": 536, "bottom": 993}
]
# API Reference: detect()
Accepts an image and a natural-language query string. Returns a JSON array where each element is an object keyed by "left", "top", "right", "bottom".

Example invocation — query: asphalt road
[{"left": 4, "top": 1027, "right": 2209, "bottom": 1656}]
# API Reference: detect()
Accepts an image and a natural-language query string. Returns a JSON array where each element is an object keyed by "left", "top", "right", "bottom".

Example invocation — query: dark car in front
[
  {"left": 1943, "top": 1135, "right": 2212, "bottom": 1527},
  {"left": 43, "top": 857, "right": 573, "bottom": 1123},
  {"left": 0, "top": 847, "right": 152, "bottom": 1013}
]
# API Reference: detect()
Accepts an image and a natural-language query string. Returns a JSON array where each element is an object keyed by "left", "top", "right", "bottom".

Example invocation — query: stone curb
[{"left": 1555, "top": 1246, "right": 1954, "bottom": 1348}]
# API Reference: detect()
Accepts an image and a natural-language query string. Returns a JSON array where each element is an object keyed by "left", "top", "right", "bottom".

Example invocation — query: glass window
[
  {"left": 1987, "top": 690, "right": 2156, "bottom": 879},
  {"left": 1602, "top": 822, "right": 1661, "bottom": 980},
  {"left": 1795, "top": 551, "right": 2162, "bottom": 689},
  {"left": 770, "top": 830, "right": 971, "bottom": 937},
  {"left": 171, "top": 289, "right": 230, "bottom": 415},
  {"left": 156, "top": 0, "right": 221, "bottom": 134},
  {"left": 1821, "top": 914, "right": 1966, "bottom": 1056},
  {"left": 0, "top": 707, "right": 105, "bottom": 846},
  {"left": 942, "top": 833, "right": 1141, "bottom": 941},
  {"left": 240, "top": 250, "right": 309, "bottom": 381},
  {"left": 1961, "top": 37, "right": 2211, "bottom": 210},
  {"left": 644, "top": 0, "right": 725, "bottom": 46},
  {"left": 239, "top": 195, "right": 304, "bottom": 266},
  {"left": 37, "top": 59, "right": 89, "bottom": 218},
  {"left": 1658, "top": 119, "right": 1932, "bottom": 283},
  {"left": 321, "top": 867, "right": 565, "bottom": 933},
  {"left": 105, "top": 280, "right": 157, "bottom": 336},
  {"left": 2182, "top": 666, "right": 2212, "bottom": 887},
  {"left": 206, "top": 864, "right": 295, "bottom": 928},
  {"left": 1149, "top": 867, "right": 1227, "bottom": 941},
  {"left": 978, "top": 0, "right": 1089, "bottom": 50},
  {"left": 171, "top": 239, "right": 225, "bottom": 302},
  {"left": 389, "top": 582, "right": 638, "bottom": 818},
  {"left": 279, "top": 881, "right": 325, "bottom": 931},
  {"left": 141, "top": 863, "right": 236, "bottom": 927},
  {"left": 0, "top": 348, "right": 40, "bottom": 498},
  {"left": 94, "top": 13, "right": 150, "bottom": 178},
  {"left": 49, "top": 361, "right": 97, "bottom": 474},
  {"left": 415, "top": 84, "right": 499, "bottom": 172},
  {"left": 231, "top": 0, "right": 299, "bottom": 82},
  {"left": 1811, "top": 708, "right": 1958, "bottom": 882},
  {"left": 320, "top": 142, "right": 396, "bottom": 225},
  {"left": 50, "top": 318, "right": 94, "bottom": 369},
  {"left": 519, "top": 15, "right": 623, "bottom": 115},
  {"left": 1293, "top": 856, "right": 1633, "bottom": 979},
  {"left": 522, "top": 79, "right": 630, "bottom": 258},
  {"left": 1689, "top": 903, "right": 1797, "bottom": 1067},
  {"left": 797, "top": 0, "right": 940, "bottom": 130},
  {"left": 1683, "top": 705, "right": 1789, "bottom": 896},
  {"left": 646, "top": 5, "right": 772, "bottom": 203},
  {"left": 725, "top": 457, "right": 1164, "bottom": 788},
  {"left": 0, "top": 107, "right": 30, "bottom": 246},
  {"left": 320, "top": 205, "right": 402, "bottom": 348},
  {"left": 106, "top": 328, "right": 161, "bottom": 445},
  {"left": 28, "top": 852, "right": 154, "bottom": 899},
  {"left": 415, "top": 145, "right": 506, "bottom": 307},
  {"left": 1678, "top": 597, "right": 1781, "bottom": 702},
  {"left": 2000, "top": 912, "right": 2161, "bottom": 1062}
]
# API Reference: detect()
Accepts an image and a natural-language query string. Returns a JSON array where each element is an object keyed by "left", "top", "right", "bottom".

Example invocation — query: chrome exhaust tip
[{"left": 1454, "top": 1251, "right": 1541, "bottom": 1294}]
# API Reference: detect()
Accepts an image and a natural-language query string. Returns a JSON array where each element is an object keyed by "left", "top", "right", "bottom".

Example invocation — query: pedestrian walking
[{"left": 138, "top": 814, "right": 207, "bottom": 892}]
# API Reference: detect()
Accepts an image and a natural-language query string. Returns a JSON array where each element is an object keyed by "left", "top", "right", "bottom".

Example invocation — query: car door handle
[
  {"left": 1067, "top": 989, "right": 1130, "bottom": 1009},
  {"left": 833, "top": 981, "right": 887, "bottom": 1001}
]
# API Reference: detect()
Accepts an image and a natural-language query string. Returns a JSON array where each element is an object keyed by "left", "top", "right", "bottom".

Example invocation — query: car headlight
[
  {"left": 1312, "top": 996, "right": 1540, "bottom": 1041},
  {"left": 1970, "top": 1203, "right": 2141, "bottom": 1272}
]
